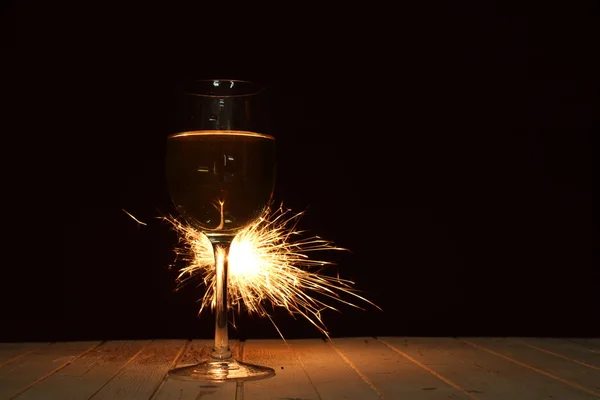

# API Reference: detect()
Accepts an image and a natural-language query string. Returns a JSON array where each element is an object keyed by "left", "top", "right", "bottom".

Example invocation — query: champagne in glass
[{"left": 166, "top": 131, "right": 276, "bottom": 238}]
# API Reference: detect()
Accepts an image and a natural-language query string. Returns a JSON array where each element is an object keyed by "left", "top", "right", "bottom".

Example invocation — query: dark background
[{"left": 4, "top": 2, "right": 596, "bottom": 342}]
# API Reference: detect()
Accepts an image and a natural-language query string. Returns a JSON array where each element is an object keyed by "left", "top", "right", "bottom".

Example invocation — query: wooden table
[{"left": 1, "top": 337, "right": 599, "bottom": 399}]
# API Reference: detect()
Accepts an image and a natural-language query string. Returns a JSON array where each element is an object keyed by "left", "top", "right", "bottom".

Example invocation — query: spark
[
  {"left": 165, "top": 204, "right": 380, "bottom": 338},
  {"left": 122, "top": 209, "right": 147, "bottom": 225}
]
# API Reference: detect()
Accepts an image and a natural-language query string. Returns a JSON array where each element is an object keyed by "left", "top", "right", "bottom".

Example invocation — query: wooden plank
[
  {"left": 518, "top": 338, "right": 600, "bottom": 370},
  {"left": 569, "top": 339, "right": 600, "bottom": 353},
  {"left": 0, "top": 341, "right": 102, "bottom": 399},
  {"left": 151, "top": 340, "right": 239, "bottom": 400},
  {"left": 14, "top": 340, "right": 151, "bottom": 400},
  {"left": 0, "top": 343, "right": 49, "bottom": 368},
  {"left": 88, "top": 339, "right": 187, "bottom": 400},
  {"left": 5, "top": 337, "right": 600, "bottom": 399},
  {"left": 461, "top": 337, "right": 600, "bottom": 398},
  {"left": 240, "top": 338, "right": 319, "bottom": 400},
  {"left": 281, "top": 338, "right": 383, "bottom": 400},
  {"left": 332, "top": 337, "right": 473, "bottom": 400},
  {"left": 381, "top": 337, "right": 600, "bottom": 400},
  {"left": 152, "top": 378, "right": 238, "bottom": 400}
]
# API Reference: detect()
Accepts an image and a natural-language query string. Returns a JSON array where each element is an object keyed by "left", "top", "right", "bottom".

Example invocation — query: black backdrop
[{"left": 4, "top": 2, "right": 596, "bottom": 342}]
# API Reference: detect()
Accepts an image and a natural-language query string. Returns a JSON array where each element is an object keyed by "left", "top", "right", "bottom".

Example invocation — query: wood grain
[
  {"left": 517, "top": 337, "right": 600, "bottom": 370},
  {"left": 14, "top": 340, "right": 151, "bottom": 400},
  {"left": 0, "top": 343, "right": 49, "bottom": 368},
  {"left": 334, "top": 337, "right": 473, "bottom": 400},
  {"left": 87, "top": 339, "right": 187, "bottom": 400},
  {"left": 285, "top": 338, "right": 383, "bottom": 400},
  {"left": 1, "top": 337, "right": 599, "bottom": 400},
  {"left": 0, "top": 341, "right": 101, "bottom": 399},
  {"left": 460, "top": 337, "right": 600, "bottom": 398},
  {"left": 151, "top": 339, "right": 240, "bottom": 400},
  {"left": 242, "top": 338, "right": 319, "bottom": 400},
  {"left": 383, "top": 337, "right": 600, "bottom": 400}
]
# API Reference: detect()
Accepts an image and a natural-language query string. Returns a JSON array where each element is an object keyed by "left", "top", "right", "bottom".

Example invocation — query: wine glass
[{"left": 165, "top": 79, "right": 276, "bottom": 382}]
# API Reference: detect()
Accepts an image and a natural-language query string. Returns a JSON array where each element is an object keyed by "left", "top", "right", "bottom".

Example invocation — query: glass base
[{"left": 168, "top": 358, "right": 276, "bottom": 382}]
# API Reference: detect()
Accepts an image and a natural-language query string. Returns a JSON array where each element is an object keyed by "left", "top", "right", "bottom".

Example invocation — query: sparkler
[{"left": 161, "top": 204, "right": 380, "bottom": 338}]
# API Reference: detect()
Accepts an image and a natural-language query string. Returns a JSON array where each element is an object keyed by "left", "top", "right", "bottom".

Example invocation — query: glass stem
[{"left": 211, "top": 242, "right": 232, "bottom": 360}]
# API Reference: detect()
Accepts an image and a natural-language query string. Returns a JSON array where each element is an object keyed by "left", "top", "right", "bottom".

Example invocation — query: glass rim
[{"left": 181, "top": 79, "right": 266, "bottom": 98}]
